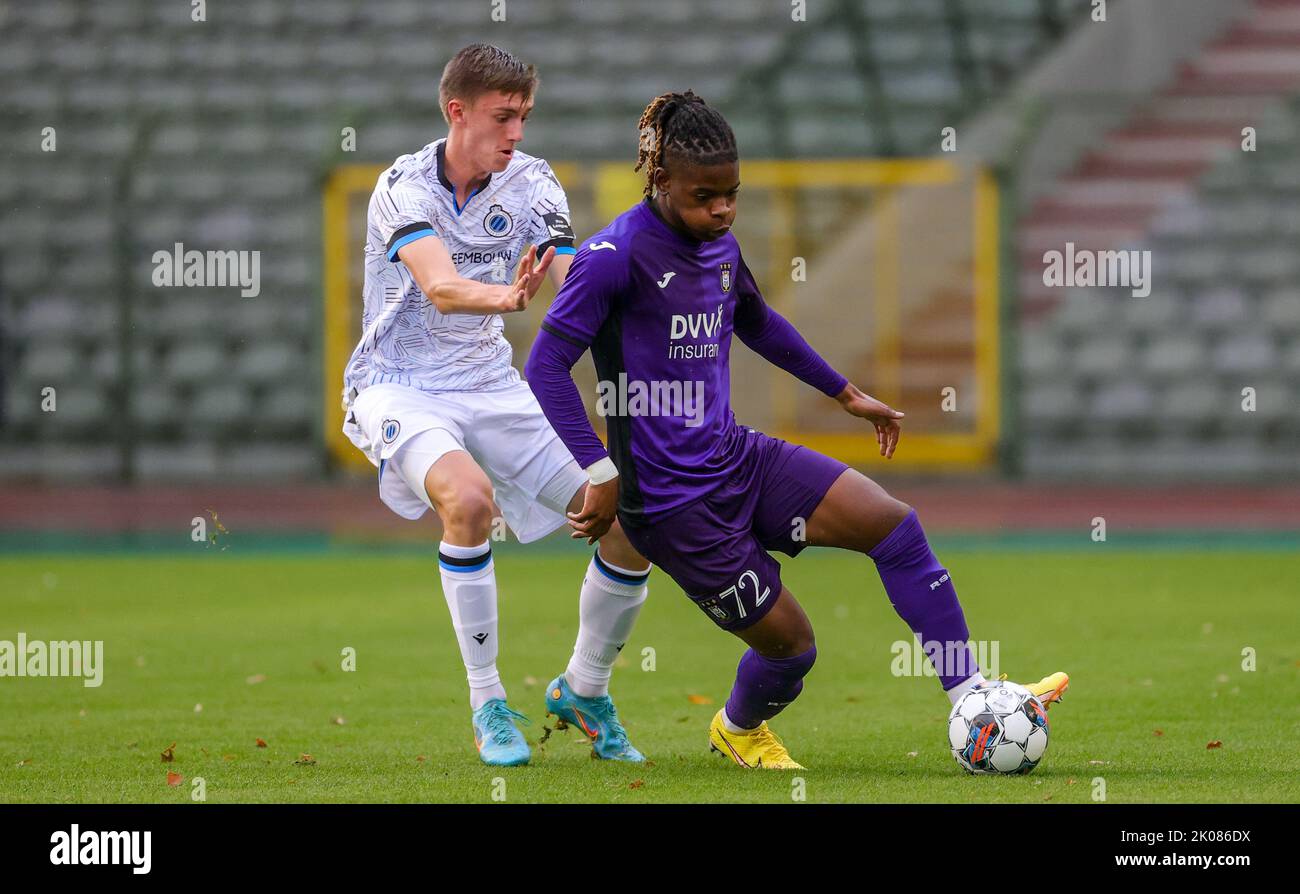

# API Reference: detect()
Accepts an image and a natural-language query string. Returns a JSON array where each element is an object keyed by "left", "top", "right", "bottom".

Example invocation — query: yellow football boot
[
  {"left": 990, "top": 671, "right": 1070, "bottom": 708},
  {"left": 708, "top": 710, "right": 804, "bottom": 769}
]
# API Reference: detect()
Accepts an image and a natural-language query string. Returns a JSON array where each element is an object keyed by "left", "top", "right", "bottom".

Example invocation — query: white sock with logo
[
  {"left": 438, "top": 540, "right": 506, "bottom": 711},
  {"left": 564, "top": 549, "right": 650, "bottom": 698}
]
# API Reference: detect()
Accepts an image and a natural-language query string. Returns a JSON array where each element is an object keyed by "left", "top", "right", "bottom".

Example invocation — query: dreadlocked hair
[{"left": 634, "top": 90, "right": 738, "bottom": 198}]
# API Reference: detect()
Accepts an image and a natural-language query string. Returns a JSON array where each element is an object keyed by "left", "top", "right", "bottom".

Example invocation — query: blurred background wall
[{"left": 1, "top": 0, "right": 1296, "bottom": 503}]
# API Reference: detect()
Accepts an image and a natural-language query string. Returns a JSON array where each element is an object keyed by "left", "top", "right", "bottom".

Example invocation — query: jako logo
[{"left": 50, "top": 825, "right": 151, "bottom": 874}]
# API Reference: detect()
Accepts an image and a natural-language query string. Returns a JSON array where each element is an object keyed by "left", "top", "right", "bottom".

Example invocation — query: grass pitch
[{"left": 2, "top": 542, "right": 1297, "bottom": 803}]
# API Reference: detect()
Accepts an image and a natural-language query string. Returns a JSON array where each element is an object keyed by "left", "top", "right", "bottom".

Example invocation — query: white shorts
[{"left": 344, "top": 380, "right": 587, "bottom": 543}]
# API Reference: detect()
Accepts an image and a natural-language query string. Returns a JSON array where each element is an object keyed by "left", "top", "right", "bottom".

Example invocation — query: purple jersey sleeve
[
  {"left": 732, "top": 255, "right": 848, "bottom": 398},
  {"left": 524, "top": 243, "right": 629, "bottom": 469}
]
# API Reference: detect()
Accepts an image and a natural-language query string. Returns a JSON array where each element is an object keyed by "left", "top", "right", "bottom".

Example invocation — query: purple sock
[
  {"left": 869, "top": 510, "right": 981, "bottom": 692},
  {"left": 724, "top": 646, "right": 817, "bottom": 730}
]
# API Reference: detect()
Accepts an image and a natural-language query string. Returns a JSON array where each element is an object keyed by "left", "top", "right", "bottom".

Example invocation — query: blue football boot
[
  {"left": 471, "top": 699, "right": 531, "bottom": 767},
  {"left": 544, "top": 674, "right": 645, "bottom": 761}
]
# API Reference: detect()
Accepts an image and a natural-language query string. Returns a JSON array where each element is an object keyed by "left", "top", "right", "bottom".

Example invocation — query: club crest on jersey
[
  {"left": 381, "top": 418, "right": 401, "bottom": 444},
  {"left": 719, "top": 262, "right": 732, "bottom": 293},
  {"left": 483, "top": 204, "right": 514, "bottom": 237},
  {"left": 696, "top": 595, "right": 731, "bottom": 623}
]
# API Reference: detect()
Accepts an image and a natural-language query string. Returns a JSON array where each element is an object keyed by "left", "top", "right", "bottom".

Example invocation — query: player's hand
[
  {"left": 501, "top": 244, "right": 556, "bottom": 312},
  {"left": 836, "top": 383, "right": 904, "bottom": 459},
  {"left": 567, "top": 478, "right": 618, "bottom": 544}
]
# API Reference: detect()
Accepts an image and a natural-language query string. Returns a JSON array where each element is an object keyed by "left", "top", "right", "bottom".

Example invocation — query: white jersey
[{"left": 342, "top": 138, "right": 575, "bottom": 400}]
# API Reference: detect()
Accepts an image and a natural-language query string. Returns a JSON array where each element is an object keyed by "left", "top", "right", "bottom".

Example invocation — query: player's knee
[
  {"left": 860, "top": 485, "right": 912, "bottom": 550},
  {"left": 883, "top": 496, "right": 912, "bottom": 528},
  {"left": 598, "top": 521, "right": 650, "bottom": 572},
  {"left": 433, "top": 486, "right": 495, "bottom": 538},
  {"left": 759, "top": 617, "right": 815, "bottom": 658}
]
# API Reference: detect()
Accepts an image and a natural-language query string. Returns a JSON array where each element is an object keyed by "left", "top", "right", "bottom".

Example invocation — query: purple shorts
[{"left": 621, "top": 430, "right": 848, "bottom": 632}]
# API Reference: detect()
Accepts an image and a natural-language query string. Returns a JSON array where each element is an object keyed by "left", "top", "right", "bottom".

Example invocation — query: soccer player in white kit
[{"left": 341, "top": 45, "right": 650, "bottom": 766}]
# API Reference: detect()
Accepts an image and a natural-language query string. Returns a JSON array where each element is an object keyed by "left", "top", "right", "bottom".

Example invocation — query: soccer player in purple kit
[{"left": 525, "top": 91, "right": 1070, "bottom": 769}]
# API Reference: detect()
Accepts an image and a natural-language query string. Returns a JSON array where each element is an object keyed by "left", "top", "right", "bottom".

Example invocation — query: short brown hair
[{"left": 439, "top": 44, "right": 539, "bottom": 124}]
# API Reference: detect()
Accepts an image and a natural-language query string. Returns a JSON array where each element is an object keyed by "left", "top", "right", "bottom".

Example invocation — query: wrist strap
[{"left": 585, "top": 457, "right": 619, "bottom": 485}]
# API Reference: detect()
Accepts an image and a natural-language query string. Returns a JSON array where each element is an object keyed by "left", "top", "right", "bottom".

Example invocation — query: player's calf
[{"left": 710, "top": 587, "right": 816, "bottom": 768}]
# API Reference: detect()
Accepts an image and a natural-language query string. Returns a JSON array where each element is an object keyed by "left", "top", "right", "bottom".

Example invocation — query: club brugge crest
[
  {"left": 483, "top": 204, "right": 514, "bottom": 237},
  {"left": 719, "top": 262, "right": 732, "bottom": 293},
  {"left": 381, "top": 418, "right": 401, "bottom": 444}
]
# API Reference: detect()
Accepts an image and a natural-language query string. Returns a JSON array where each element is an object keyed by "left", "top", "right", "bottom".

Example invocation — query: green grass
[{"left": 1, "top": 545, "right": 1297, "bottom": 803}]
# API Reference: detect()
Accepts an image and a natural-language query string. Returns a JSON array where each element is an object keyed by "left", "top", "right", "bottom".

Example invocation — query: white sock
[
  {"left": 564, "top": 549, "right": 649, "bottom": 698},
  {"left": 945, "top": 672, "right": 988, "bottom": 706},
  {"left": 438, "top": 540, "right": 506, "bottom": 711}
]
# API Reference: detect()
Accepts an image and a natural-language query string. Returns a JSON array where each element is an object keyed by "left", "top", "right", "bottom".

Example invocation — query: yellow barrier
[{"left": 322, "top": 160, "right": 999, "bottom": 473}]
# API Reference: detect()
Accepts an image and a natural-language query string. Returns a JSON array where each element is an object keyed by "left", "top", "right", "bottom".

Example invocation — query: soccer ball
[{"left": 947, "top": 681, "right": 1049, "bottom": 775}]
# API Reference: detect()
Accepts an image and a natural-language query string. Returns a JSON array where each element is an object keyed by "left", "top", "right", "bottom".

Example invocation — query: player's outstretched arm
[
  {"left": 733, "top": 273, "right": 847, "bottom": 392},
  {"left": 732, "top": 257, "right": 903, "bottom": 458},
  {"left": 398, "top": 237, "right": 554, "bottom": 315}
]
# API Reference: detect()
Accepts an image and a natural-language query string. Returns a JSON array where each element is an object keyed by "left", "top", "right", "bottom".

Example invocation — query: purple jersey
[{"left": 525, "top": 199, "right": 847, "bottom": 523}]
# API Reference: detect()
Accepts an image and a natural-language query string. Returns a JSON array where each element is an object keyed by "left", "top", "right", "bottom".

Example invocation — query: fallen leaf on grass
[
  {"left": 222, "top": 754, "right": 237, "bottom": 761},
  {"left": 1066, "top": 778, "right": 1076, "bottom": 785},
  {"left": 295, "top": 754, "right": 316, "bottom": 765},
  {"left": 686, "top": 694, "right": 712, "bottom": 705},
  {"left": 166, "top": 772, "right": 183, "bottom": 786},
  {"left": 629, "top": 780, "right": 644, "bottom": 789},
  {"left": 1153, "top": 729, "right": 1164, "bottom": 737},
  {"left": 255, "top": 738, "right": 267, "bottom": 748},
  {"left": 1206, "top": 740, "right": 1222, "bottom": 749},
  {"left": 416, "top": 755, "right": 427, "bottom": 764},
  {"left": 16, "top": 758, "right": 31, "bottom": 767},
  {"left": 245, "top": 674, "right": 266, "bottom": 685},
  {"left": 160, "top": 743, "right": 176, "bottom": 763}
]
